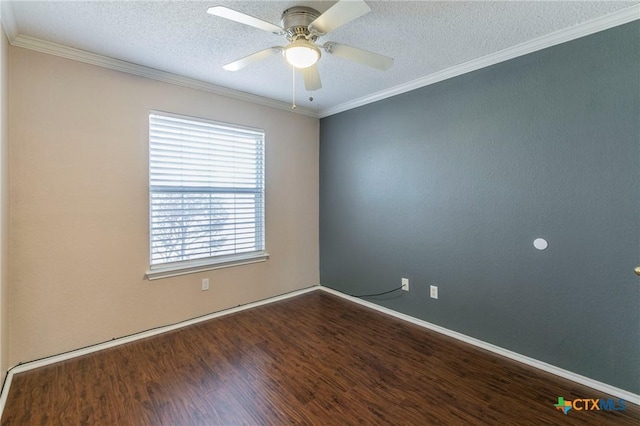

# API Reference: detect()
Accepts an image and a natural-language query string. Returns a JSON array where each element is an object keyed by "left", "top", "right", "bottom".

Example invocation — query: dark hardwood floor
[{"left": 2, "top": 290, "right": 638, "bottom": 425}]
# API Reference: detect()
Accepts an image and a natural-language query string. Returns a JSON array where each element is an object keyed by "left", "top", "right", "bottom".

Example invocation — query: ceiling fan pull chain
[{"left": 292, "top": 66, "right": 297, "bottom": 110}]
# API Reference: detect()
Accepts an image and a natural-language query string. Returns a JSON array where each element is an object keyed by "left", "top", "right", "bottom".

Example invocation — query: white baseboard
[
  {"left": 0, "top": 285, "right": 319, "bottom": 416},
  {"left": 318, "top": 286, "right": 640, "bottom": 405},
  {"left": 1, "top": 284, "right": 637, "bottom": 419}
]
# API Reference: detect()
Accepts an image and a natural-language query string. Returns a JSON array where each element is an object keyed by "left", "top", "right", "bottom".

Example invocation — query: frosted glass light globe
[{"left": 284, "top": 40, "right": 320, "bottom": 69}]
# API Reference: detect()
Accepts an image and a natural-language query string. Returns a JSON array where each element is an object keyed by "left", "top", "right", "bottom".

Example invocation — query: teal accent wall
[{"left": 320, "top": 22, "right": 640, "bottom": 393}]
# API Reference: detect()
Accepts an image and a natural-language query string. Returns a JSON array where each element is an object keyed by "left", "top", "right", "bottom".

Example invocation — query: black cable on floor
[
  {"left": 0, "top": 286, "right": 315, "bottom": 388},
  {"left": 350, "top": 286, "right": 403, "bottom": 298}
]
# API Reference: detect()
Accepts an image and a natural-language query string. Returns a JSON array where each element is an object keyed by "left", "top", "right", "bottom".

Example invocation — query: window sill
[{"left": 146, "top": 251, "right": 270, "bottom": 281}]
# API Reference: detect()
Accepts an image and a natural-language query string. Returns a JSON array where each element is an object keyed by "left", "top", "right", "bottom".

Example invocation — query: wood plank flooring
[{"left": 2, "top": 290, "right": 638, "bottom": 425}]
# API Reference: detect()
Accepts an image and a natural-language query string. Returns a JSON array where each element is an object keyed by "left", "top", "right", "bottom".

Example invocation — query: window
[{"left": 147, "top": 112, "right": 267, "bottom": 279}]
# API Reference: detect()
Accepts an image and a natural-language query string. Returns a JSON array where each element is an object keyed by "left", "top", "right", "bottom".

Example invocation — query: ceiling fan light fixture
[{"left": 284, "top": 40, "right": 320, "bottom": 69}]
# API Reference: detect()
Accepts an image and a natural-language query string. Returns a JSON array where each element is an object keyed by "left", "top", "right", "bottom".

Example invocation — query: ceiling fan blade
[
  {"left": 207, "top": 6, "right": 283, "bottom": 34},
  {"left": 309, "top": 0, "right": 370, "bottom": 35},
  {"left": 302, "top": 64, "right": 322, "bottom": 91},
  {"left": 223, "top": 47, "right": 282, "bottom": 71},
  {"left": 323, "top": 42, "right": 393, "bottom": 71}
]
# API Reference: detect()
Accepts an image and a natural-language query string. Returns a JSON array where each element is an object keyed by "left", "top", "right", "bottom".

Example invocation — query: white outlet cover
[{"left": 430, "top": 285, "right": 438, "bottom": 299}]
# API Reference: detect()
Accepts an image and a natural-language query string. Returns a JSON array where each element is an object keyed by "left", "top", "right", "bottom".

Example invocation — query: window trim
[
  {"left": 145, "top": 251, "right": 270, "bottom": 280},
  {"left": 146, "top": 111, "right": 268, "bottom": 280}
]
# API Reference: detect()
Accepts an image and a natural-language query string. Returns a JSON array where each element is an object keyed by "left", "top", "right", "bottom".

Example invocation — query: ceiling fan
[{"left": 207, "top": 0, "right": 394, "bottom": 92}]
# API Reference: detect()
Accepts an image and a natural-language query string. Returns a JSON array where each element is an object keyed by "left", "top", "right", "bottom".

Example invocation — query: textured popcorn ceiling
[{"left": 8, "top": 1, "right": 638, "bottom": 113}]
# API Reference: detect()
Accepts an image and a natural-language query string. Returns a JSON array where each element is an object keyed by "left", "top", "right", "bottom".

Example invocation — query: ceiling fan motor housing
[{"left": 281, "top": 6, "right": 321, "bottom": 42}]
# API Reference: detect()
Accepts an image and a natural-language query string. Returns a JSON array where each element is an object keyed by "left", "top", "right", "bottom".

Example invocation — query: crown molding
[
  {"left": 9, "top": 34, "right": 319, "bottom": 118},
  {"left": 0, "top": 0, "right": 18, "bottom": 42},
  {"left": 4, "top": 3, "right": 638, "bottom": 120},
  {"left": 318, "top": 4, "right": 640, "bottom": 118}
]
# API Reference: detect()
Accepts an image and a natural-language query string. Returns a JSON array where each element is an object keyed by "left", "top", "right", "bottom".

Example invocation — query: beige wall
[
  {"left": 8, "top": 46, "right": 319, "bottom": 366},
  {"left": 0, "top": 24, "right": 9, "bottom": 375}
]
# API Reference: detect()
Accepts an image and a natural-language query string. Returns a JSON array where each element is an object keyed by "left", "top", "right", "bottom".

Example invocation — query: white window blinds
[{"left": 149, "top": 113, "right": 265, "bottom": 268}]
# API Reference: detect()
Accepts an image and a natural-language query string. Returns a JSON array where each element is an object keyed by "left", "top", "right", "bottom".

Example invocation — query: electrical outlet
[
  {"left": 430, "top": 285, "right": 438, "bottom": 299},
  {"left": 401, "top": 278, "right": 409, "bottom": 292},
  {"left": 201, "top": 278, "right": 210, "bottom": 291}
]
